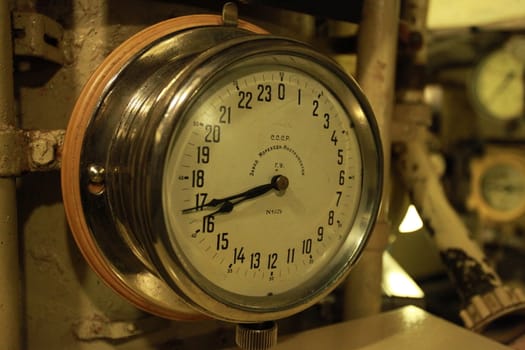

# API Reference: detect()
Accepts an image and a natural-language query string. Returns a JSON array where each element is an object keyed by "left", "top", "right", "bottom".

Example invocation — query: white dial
[
  {"left": 468, "top": 151, "right": 525, "bottom": 223},
  {"left": 481, "top": 163, "right": 525, "bottom": 212},
  {"left": 164, "top": 61, "right": 362, "bottom": 304},
  {"left": 62, "top": 15, "right": 381, "bottom": 323},
  {"left": 471, "top": 48, "right": 524, "bottom": 120}
]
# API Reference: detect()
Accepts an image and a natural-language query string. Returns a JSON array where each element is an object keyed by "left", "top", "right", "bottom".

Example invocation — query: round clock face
[
  {"left": 163, "top": 59, "right": 363, "bottom": 305},
  {"left": 62, "top": 15, "right": 382, "bottom": 323},
  {"left": 468, "top": 151, "right": 525, "bottom": 223},
  {"left": 480, "top": 163, "right": 525, "bottom": 213},
  {"left": 471, "top": 49, "right": 524, "bottom": 120}
]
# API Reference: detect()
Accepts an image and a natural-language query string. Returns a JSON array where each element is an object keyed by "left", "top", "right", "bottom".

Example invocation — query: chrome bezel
[{"left": 70, "top": 24, "right": 382, "bottom": 322}]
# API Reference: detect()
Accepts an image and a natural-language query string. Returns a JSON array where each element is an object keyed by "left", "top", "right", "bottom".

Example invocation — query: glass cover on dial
[
  {"left": 63, "top": 17, "right": 381, "bottom": 322},
  {"left": 473, "top": 49, "right": 524, "bottom": 120},
  {"left": 481, "top": 163, "right": 525, "bottom": 212},
  {"left": 162, "top": 56, "right": 364, "bottom": 307}
]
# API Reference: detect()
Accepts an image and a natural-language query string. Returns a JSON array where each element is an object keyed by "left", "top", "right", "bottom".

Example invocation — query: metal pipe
[
  {"left": 0, "top": 0, "right": 23, "bottom": 349},
  {"left": 342, "top": 0, "right": 400, "bottom": 320},
  {"left": 396, "top": 135, "right": 525, "bottom": 336}
]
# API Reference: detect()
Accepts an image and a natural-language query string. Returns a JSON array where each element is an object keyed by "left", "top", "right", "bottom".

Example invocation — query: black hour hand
[{"left": 181, "top": 175, "right": 288, "bottom": 214}]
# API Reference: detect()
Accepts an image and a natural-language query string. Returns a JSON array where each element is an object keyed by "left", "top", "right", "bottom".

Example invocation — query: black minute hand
[{"left": 182, "top": 175, "right": 289, "bottom": 214}]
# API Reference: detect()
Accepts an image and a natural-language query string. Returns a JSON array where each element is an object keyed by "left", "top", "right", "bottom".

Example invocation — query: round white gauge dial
[
  {"left": 468, "top": 151, "right": 525, "bottom": 222},
  {"left": 471, "top": 49, "right": 524, "bottom": 120},
  {"left": 164, "top": 63, "right": 362, "bottom": 301},
  {"left": 61, "top": 14, "right": 382, "bottom": 324},
  {"left": 481, "top": 163, "right": 525, "bottom": 212}
]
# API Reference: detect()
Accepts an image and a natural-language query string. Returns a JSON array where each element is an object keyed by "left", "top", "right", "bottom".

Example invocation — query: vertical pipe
[
  {"left": 343, "top": 0, "right": 400, "bottom": 320},
  {"left": 0, "top": 1, "right": 23, "bottom": 349}
]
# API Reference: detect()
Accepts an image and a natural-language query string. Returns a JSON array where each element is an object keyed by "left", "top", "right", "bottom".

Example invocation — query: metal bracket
[
  {"left": 73, "top": 314, "right": 170, "bottom": 341},
  {"left": 222, "top": 2, "right": 239, "bottom": 27},
  {"left": 391, "top": 103, "right": 432, "bottom": 143},
  {"left": 12, "top": 11, "right": 65, "bottom": 65},
  {"left": 0, "top": 128, "right": 65, "bottom": 176}
]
